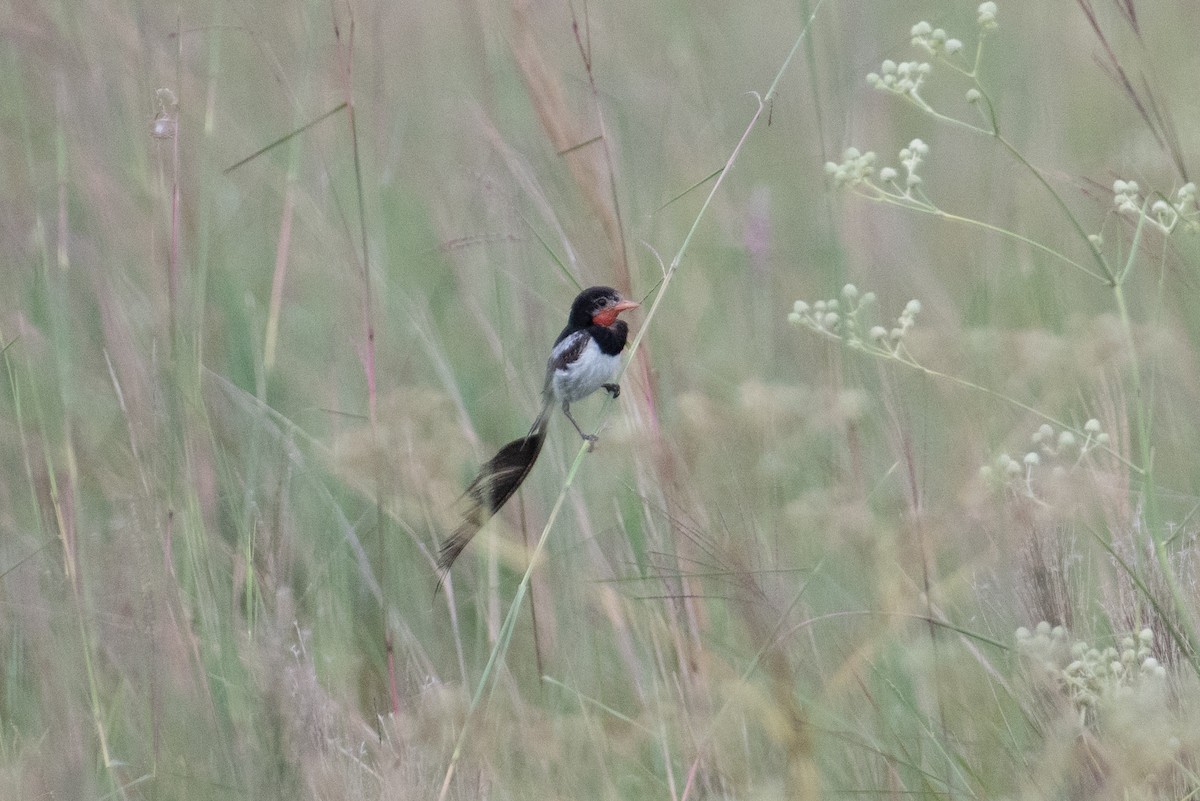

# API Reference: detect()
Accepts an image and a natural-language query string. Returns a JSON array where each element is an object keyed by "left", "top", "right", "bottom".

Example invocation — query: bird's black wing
[{"left": 549, "top": 329, "right": 589, "bottom": 372}]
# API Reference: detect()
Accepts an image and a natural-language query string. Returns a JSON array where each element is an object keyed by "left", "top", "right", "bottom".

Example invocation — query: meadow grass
[{"left": 1, "top": 0, "right": 1198, "bottom": 798}]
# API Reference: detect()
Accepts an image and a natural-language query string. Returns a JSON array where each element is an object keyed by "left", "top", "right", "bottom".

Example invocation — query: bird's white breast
[{"left": 550, "top": 333, "right": 620, "bottom": 403}]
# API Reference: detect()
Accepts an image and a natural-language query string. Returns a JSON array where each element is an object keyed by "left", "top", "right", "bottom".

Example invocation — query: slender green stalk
[
  {"left": 991, "top": 131, "right": 1112, "bottom": 282},
  {"left": 1110, "top": 211, "right": 1199, "bottom": 659},
  {"left": 855, "top": 187, "right": 1102, "bottom": 281}
]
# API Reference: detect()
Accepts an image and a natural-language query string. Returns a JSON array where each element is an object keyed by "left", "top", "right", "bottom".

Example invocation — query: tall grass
[{"left": 0, "top": 0, "right": 1197, "bottom": 799}]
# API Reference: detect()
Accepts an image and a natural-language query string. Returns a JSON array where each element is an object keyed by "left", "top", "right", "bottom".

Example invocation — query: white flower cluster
[
  {"left": 869, "top": 4, "right": 997, "bottom": 107},
  {"left": 1017, "top": 623, "right": 1167, "bottom": 726},
  {"left": 1112, "top": 179, "right": 1141, "bottom": 214},
  {"left": 788, "top": 284, "right": 877, "bottom": 342},
  {"left": 824, "top": 147, "right": 877, "bottom": 188},
  {"left": 910, "top": 21, "right": 963, "bottom": 57},
  {"left": 870, "top": 298, "right": 921, "bottom": 345},
  {"left": 977, "top": 1, "right": 998, "bottom": 30},
  {"left": 980, "top": 419, "right": 1109, "bottom": 496},
  {"left": 1112, "top": 179, "right": 1199, "bottom": 235},
  {"left": 897, "top": 139, "right": 929, "bottom": 190},
  {"left": 866, "top": 59, "right": 931, "bottom": 101},
  {"left": 826, "top": 140, "right": 933, "bottom": 204},
  {"left": 1033, "top": 419, "right": 1109, "bottom": 456},
  {"left": 788, "top": 286, "right": 924, "bottom": 360}
]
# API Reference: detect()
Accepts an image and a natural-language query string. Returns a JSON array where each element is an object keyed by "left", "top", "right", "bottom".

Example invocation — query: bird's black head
[{"left": 567, "top": 286, "right": 640, "bottom": 329}]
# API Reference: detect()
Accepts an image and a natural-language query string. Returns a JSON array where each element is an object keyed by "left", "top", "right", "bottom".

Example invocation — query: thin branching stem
[
  {"left": 802, "top": 326, "right": 1144, "bottom": 475},
  {"left": 854, "top": 186, "right": 1102, "bottom": 280},
  {"left": 886, "top": 44, "right": 1113, "bottom": 283}
]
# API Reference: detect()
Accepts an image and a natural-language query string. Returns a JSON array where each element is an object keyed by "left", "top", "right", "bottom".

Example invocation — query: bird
[{"left": 437, "top": 286, "right": 640, "bottom": 582}]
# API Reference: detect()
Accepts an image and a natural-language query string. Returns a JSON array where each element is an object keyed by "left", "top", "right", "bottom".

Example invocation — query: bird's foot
[
  {"left": 583, "top": 432, "right": 598, "bottom": 452},
  {"left": 602, "top": 382, "right": 620, "bottom": 399}
]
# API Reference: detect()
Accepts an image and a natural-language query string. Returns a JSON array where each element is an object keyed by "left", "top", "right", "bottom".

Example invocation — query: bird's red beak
[{"left": 592, "top": 298, "right": 640, "bottom": 327}]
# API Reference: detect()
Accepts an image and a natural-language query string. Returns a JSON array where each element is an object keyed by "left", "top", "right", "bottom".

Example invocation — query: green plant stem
[
  {"left": 897, "top": 61, "right": 1112, "bottom": 283},
  {"left": 808, "top": 331, "right": 1144, "bottom": 474},
  {"left": 1116, "top": 212, "right": 1197, "bottom": 658},
  {"left": 991, "top": 131, "right": 1112, "bottom": 282},
  {"left": 1111, "top": 270, "right": 1200, "bottom": 661},
  {"left": 860, "top": 188, "right": 1102, "bottom": 281}
]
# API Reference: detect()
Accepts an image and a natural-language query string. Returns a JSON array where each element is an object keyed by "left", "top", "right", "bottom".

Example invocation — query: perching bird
[{"left": 437, "top": 286, "right": 640, "bottom": 580}]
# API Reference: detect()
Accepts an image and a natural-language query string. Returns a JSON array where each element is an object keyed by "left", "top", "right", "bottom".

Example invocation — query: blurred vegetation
[{"left": 1, "top": 0, "right": 1198, "bottom": 798}]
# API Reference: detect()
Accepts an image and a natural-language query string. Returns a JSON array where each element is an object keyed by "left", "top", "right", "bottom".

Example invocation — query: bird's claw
[{"left": 602, "top": 383, "right": 620, "bottom": 399}]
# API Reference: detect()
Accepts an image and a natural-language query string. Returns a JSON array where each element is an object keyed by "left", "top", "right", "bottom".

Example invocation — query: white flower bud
[{"left": 977, "top": 1, "right": 998, "bottom": 27}]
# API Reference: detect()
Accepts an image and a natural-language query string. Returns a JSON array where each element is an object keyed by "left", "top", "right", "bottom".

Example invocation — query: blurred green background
[{"left": 1, "top": 0, "right": 1198, "bottom": 798}]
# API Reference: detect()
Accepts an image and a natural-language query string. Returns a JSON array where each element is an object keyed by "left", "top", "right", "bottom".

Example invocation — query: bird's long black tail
[{"left": 437, "top": 401, "right": 552, "bottom": 584}]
